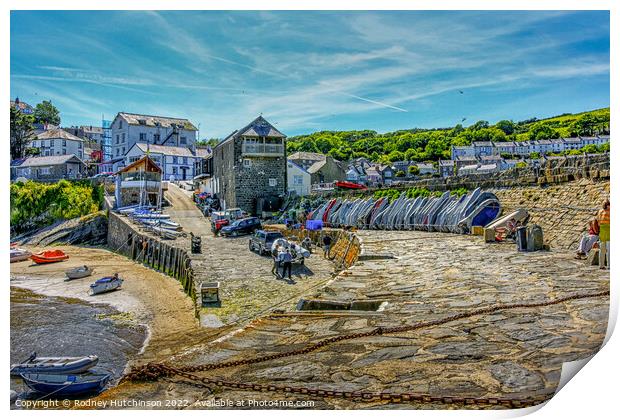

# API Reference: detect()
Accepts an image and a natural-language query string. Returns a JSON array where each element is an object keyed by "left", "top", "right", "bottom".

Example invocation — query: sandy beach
[{"left": 10, "top": 245, "right": 206, "bottom": 363}]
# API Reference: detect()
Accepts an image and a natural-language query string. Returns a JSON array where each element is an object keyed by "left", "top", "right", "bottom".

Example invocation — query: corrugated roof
[
  {"left": 14, "top": 154, "right": 83, "bottom": 167},
  {"left": 118, "top": 112, "right": 198, "bottom": 131},
  {"left": 135, "top": 143, "right": 196, "bottom": 157},
  {"left": 37, "top": 128, "right": 84, "bottom": 142}
]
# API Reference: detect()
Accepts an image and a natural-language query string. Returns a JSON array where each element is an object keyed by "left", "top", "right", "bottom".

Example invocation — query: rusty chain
[{"left": 122, "top": 290, "right": 608, "bottom": 407}]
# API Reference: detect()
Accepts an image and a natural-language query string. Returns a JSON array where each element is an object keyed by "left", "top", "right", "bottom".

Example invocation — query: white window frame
[
  {"left": 268, "top": 178, "right": 277, "bottom": 187},
  {"left": 243, "top": 159, "right": 252, "bottom": 168}
]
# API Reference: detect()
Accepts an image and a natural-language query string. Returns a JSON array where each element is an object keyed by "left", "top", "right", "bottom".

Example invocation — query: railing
[{"left": 242, "top": 142, "right": 284, "bottom": 156}]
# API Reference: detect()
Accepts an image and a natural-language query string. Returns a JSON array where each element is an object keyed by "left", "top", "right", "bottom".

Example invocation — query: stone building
[
  {"left": 307, "top": 155, "right": 346, "bottom": 185},
  {"left": 288, "top": 151, "right": 327, "bottom": 170},
  {"left": 210, "top": 116, "right": 287, "bottom": 214},
  {"left": 11, "top": 154, "right": 84, "bottom": 181}
]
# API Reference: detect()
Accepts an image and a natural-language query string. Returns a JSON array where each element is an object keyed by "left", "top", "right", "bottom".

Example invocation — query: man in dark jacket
[{"left": 322, "top": 234, "right": 333, "bottom": 259}]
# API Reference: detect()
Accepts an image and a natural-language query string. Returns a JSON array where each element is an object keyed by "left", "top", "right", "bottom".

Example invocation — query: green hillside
[{"left": 286, "top": 107, "right": 610, "bottom": 163}]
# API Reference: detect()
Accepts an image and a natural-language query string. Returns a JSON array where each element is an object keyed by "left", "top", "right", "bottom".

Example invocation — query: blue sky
[{"left": 10, "top": 10, "right": 609, "bottom": 138}]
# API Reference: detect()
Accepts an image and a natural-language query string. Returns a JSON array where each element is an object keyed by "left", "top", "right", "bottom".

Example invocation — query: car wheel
[
  {"left": 300, "top": 257, "right": 305, "bottom": 266},
  {"left": 249, "top": 242, "right": 254, "bottom": 252}
]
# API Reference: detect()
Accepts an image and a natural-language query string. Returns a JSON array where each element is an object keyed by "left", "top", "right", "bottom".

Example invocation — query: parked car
[
  {"left": 220, "top": 217, "right": 262, "bottom": 237},
  {"left": 249, "top": 230, "right": 285, "bottom": 255},
  {"left": 210, "top": 211, "right": 231, "bottom": 234}
]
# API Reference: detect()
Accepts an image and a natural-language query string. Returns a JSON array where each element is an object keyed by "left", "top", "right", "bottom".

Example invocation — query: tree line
[
  {"left": 10, "top": 100, "right": 61, "bottom": 160},
  {"left": 286, "top": 108, "right": 610, "bottom": 164}
]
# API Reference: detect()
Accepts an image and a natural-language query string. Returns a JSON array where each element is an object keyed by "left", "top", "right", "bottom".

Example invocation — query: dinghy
[
  {"left": 65, "top": 265, "right": 94, "bottom": 280},
  {"left": 11, "top": 354, "right": 99, "bottom": 376},
  {"left": 10, "top": 248, "right": 32, "bottom": 263},
  {"left": 89, "top": 275, "right": 123, "bottom": 295},
  {"left": 30, "top": 250, "right": 69, "bottom": 264},
  {"left": 141, "top": 219, "right": 182, "bottom": 231},
  {"left": 20, "top": 371, "right": 111, "bottom": 397}
]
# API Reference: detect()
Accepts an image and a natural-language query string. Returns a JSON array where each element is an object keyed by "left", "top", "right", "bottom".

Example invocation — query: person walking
[
  {"left": 597, "top": 199, "right": 610, "bottom": 269},
  {"left": 575, "top": 218, "right": 599, "bottom": 259},
  {"left": 271, "top": 245, "right": 282, "bottom": 278},
  {"left": 280, "top": 247, "right": 293, "bottom": 280},
  {"left": 322, "top": 234, "right": 333, "bottom": 259}
]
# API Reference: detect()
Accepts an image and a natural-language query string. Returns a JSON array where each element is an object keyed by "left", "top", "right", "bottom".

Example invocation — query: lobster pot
[{"left": 201, "top": 282, "right": 220, "bottom": 306}]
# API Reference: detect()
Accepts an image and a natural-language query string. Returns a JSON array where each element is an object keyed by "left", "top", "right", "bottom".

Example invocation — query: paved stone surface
[{"left": 164, "top": 184, "right": 338, "bottom": 325}]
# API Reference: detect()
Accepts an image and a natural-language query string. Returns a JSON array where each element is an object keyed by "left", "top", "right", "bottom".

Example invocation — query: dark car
[
  {"left": 249, "top": 230, "right": 284, "bottom": 255},
  {"left": 220, "top": 217, "right": 262, "bottom": 237}
]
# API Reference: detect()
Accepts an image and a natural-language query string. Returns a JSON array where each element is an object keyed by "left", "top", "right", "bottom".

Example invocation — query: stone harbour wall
[{"left": 492, "top": 178, "right": 610, "bottom": 250}]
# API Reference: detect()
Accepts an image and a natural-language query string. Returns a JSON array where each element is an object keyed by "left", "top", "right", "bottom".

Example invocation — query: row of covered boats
[
  {"left": 307, "top": 187, "right": 502, "bottom": 234},
  {"left": 117, "top": 204, "right": 185, "bottom": 240}
]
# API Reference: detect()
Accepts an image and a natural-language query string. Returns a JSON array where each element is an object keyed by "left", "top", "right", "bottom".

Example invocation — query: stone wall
[
  {"left": 107, "top": 212, "right": 197, "bottom": 313},
  {"left": 492, "top": 178, "right": 609, "bottom": 250}
]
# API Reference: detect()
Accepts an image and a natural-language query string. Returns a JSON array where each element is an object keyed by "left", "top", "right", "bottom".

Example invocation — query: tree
[
  {"left": 387, "top": 150, "right": 404, "bottom": 162},
  {"left": 395, "top": 170, "right": 406, "bottom": 178},
  {"left": 471, "top": 120, "right": 489, "bottom": 130},
  {"left": 10, "top": 106, "right": 35, "bottom": 160},
  {"left": 196, "top": 138, "right": 220, "bottom": 147},
  {"left": 408, "top": 165, "right": 420, "bottom": 176},
  {"left": 34, "top": 100, "right": 61, "bottom": 126},
  {"left": 495, "top": 120, "right": 515, "bottom": 135}
]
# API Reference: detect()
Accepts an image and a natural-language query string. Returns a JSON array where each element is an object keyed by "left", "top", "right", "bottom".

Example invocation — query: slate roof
[
  {"left": 134, "top": 143, "right": 196, "bottom": 157},
  {"left": 37, "top": 128, "right": 84, "bottom": 142},
  {"left": 118, "top": 112, "right": 198, "bottom": 131},
  {"left": 288, "top": 152, "right": 326, "bottom": 162},
  {"left": 13, "top": 154, "right": 83, "bottom": 167}
]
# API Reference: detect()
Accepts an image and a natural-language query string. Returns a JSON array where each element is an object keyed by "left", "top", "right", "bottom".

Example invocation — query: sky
[{"left": 10, "top": 10, "right": 610, "bottom": 139}]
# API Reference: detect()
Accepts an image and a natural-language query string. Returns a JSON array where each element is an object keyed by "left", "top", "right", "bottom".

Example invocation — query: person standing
[
  {"left": 597, "top": 199, "right": 610, "bottom": 269},
  {"left": 322, "top": 234, "right": 333, "bottom": 259},
  {"left": 280, "top": 247, "right": 293, "bottom": 280},
  {"left": 271, "top": 245, "right": 281, "bottom": 278}
]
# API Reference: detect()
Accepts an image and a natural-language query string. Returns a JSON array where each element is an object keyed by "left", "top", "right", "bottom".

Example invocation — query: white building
[
  {"left": 110, "top": 112, "right": 198, "bottom": 159},
  {"left": 124, "top": 143, "right": 202, "bottom": 181},
  {"left": 287, "top": 160, "right": 311, "bottom": 196},
  {"left": 30, "top": 128, "right": 84, "bottom": 159}
]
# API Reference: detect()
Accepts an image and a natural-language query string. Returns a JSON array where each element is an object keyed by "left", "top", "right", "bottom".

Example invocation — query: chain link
[{"left": 122, "top": 290, "right": 608, "bottom": 407}]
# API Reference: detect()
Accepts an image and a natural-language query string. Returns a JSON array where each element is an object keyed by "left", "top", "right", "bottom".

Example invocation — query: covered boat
[
  {"left": 30, "top": 250, "right": 69, "bottom": 265},
  {"left": 89, "top": 275, "right": 123, "bottom": 295},
  {"left": 335, "top": 181, "right": 367, "bottom": 190},
  {"left": 20, "top": 371, "right": 110, "bottom": 397},
  {"left": 11, "top": 354, "right": 99, "bottom": 376},
  {"left": 10, "top": 248, "right": 32, "bottom": 263},
  {"left": 65, "top": 265, "right": 94, "bottom": 280}
]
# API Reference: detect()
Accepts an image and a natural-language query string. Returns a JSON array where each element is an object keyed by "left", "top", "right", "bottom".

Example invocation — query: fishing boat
[
  {"left": 65, "top": 265, "right": 94, "bottom": 280},
  {"left": 89, "top": 275, "right": 123, "bottom": 295},
  {"left": 10, "top": 248, "right": 32, "bottom": 263},
  {"left": 20, "top": 371, "right": 111, "bottom": 397},
  {"left": 30, "top": 250, "right": 69, "bottom": 265},
  {"left": 11, "top": 354, "right": 99, "bottom": 376}
]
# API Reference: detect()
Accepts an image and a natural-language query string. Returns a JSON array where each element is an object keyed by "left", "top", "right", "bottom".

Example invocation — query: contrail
[{"left": 341, "top": 92, "right": 408, "bottom": 112}]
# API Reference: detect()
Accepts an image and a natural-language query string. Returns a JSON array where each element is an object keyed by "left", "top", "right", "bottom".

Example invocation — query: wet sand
[{"left": 10, "top": 245, "right": 205, "bottom": 363}]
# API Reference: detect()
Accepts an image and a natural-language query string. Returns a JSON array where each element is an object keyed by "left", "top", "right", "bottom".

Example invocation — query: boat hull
[
  {"left": 21, "top": 372, "right": 110, "bottom": 397},
  {"left": 30, "top": 250, "right": 69, "bottom": 264},
  {"left": 11, "top": 355, "right": 99, "bottom": 376}
]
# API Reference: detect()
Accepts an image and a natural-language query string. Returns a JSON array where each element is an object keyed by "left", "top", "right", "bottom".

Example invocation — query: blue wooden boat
[
  {"left": 11, "top": 354, "right": 99, "bottom": 376},
  {"left": 20, "top": 372, "right": 111, "bottom": 397}
]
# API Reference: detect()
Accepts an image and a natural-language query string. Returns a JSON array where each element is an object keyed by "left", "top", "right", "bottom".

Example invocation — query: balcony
[{"left": 242, "top": 140, "right": 284, "bottom": 157}]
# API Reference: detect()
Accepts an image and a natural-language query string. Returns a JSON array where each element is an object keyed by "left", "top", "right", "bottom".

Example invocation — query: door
[{"left": 181, "top": 167, "right": 187, "bottom": 180}]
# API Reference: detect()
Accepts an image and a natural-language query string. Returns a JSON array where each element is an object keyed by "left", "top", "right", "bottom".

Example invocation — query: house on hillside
[
  {"left": 124, "top": 143, "right": 201, "bottom": 181},
  {"left": 211, "top": 116, "right": 287, "bottom": 214},
  {"left": 11, "top": 154, "right": 85, "bottom": 181},
  {"left": 10, "top": 97, "right": 34, "bottom": 115},
  {"left": 307, "top": 155, "right": 346, "bottom": 185},
  {"left": 438, "top": 160, "right": 455, "bottom": 178},
  {"left": 110, "top": 112, "right": 198, "bottom": 159},
  {"left": 366, "top": 164, "right": 393, "bottom": 187},
  {"left": 288, "top": 151, "right": 327, "bottom": 170},
  {"left": 30, "top": 128, "right": 85, "bottom": 159},
  {"left": 287, "top": 160, "right": 311, "bottom": 196}
]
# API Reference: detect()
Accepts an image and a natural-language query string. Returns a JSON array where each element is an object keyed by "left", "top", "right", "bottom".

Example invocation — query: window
[
  {"left": 180, "top": 136, "right": 187, "bottom": 145},
  {"left": 62, "top": 148, "right": 66, "bottom": 154},
  {"left": 122, "top": 133, "right": 125, "bottom": 142},
  {"left": 51, "top": 139, "right": 55, "bottom": 147},
  {"left": 153, "top": 134, "right": 160, "bottom": 143},
  {"left": 119, "top": 120, "right": 123, "bottom": 129},
  {"left": 122, "top": 147, "right": 125, "bottom": 154},
  {"left": 268, "top": 178, "right": 277, "bottom": 187},
  {"left": 183, "top": 157, "right": 188, "bottom": 164},
  {"left": 243, "top": 159, "right": 251, "bottom": 168},
  {"left": 172, "top": 167, "right": 177, "bottom": 175},
  {"left": 116, "top": 135, "right": 119, "bottom": 144},
  {"left": 40, "top": 167, "right": 50, "bottom": 175},
  {"left": 63, "top": 139, "right": 66, "bottom": 146},
  {"left": 172, "top": 156, "right": 178, "bottom": 164},
  {"left": 293, "top": 175, "right": 304, "bottom": 186},
  {"left": 139, "top": 133, "right": 147, "bottom": 141}
]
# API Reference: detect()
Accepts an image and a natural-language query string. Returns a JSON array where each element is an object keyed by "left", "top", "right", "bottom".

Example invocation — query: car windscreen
[{"left": 266, "top": 233, "right": 283, "bottom": 241}]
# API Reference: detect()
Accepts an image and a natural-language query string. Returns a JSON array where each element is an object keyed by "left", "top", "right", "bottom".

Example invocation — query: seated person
[{"left": 575, "top": 218, "right": 600, "bottom": 259}]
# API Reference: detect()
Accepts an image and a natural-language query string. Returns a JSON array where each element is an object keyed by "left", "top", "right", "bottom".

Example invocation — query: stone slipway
[{"left": 121, "top": 229, "right": 609, "bottom": 409}]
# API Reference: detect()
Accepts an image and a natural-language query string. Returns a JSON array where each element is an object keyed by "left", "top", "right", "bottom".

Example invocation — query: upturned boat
[
  {"left": 30, "top": 250, "right": 69, "bottom": 264},
  {"left": 10, "top": 248, "right": 32, "bottom": 263},
  {"left": 89, "top": 275, "right": 123, "bottom": 295},
  {"left": 65, "top": 265, "right": 94, "bottom": 280},
  {"left": 20, "top": 371, "right": 111, "bottom": 397},
  {"left": 11, "top": 354, "right": 99, "bottom": 376}
]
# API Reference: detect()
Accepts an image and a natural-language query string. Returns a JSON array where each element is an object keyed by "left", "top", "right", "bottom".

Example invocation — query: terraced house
[
  {"left": 29, "top": 128, "right": 85, "bottom": 159},
  {"left": 210, "top": 116, "right": 287, "bottom": 214}
]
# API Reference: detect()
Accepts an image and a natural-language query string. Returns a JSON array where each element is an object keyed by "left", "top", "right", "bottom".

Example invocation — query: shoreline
[{"left": 10, "top": 245, "right": 201, "bottom": 365}]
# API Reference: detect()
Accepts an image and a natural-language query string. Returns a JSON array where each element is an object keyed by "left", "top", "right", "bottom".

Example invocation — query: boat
[
  {"left": 20, "top": 371, "right": 111, "bottom": 397},
  {"left": 141, "top": 219, "right": 182, "bottom": 231},
  {"left": 10, "top": 354, "right": 99, "bottom": 376},
  {"left": 65, "top": 265, "right": 94, "bottom": 280},
  {"left": 10, "top": 248, "right": 32, "bottom": 263},
  {"left": 335, "top": 181, "right": 367, "bottom": 190},
  {"left": 30, "top": 250, "right": 69, "bottom": 264},
  {"left": 89, "top": 275, "right": 123, "bottom": 295}
]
